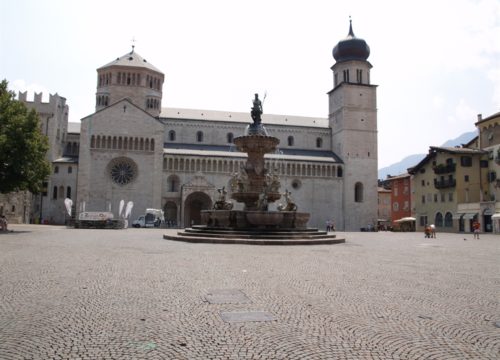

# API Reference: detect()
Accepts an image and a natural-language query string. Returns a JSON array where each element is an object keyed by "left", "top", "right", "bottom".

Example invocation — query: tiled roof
[
  {"left": 98, "top": 50, "right": 163, "bottom": 73},
  {"left": 163, "top": 143, "right": 342, "bottom": 163},
  {"left": 67, "top": 122, "right": 81, "bottom": 133},
  {"left": 161, "top": 107, "right": 328, "bottom": 128}
]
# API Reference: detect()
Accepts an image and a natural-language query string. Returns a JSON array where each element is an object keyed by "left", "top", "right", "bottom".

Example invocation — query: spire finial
[
  {"left": 131, "top": 37, "right": 136, "bottom": 53},
  {"left": 348, "top": 16, "right": 355, "bottom": 37}
]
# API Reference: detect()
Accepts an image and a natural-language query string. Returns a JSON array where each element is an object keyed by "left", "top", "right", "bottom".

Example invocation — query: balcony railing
[
  {"left": 433, "top": 163, "right": 456, "bottom": 174},
  {"left": 434, "top": 178, "right": 456, "bottom": 189}
]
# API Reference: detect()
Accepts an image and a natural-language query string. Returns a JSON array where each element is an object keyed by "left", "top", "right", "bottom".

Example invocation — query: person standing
[
  {"left": 473, "top": 221, "right": 481, "bottom": 239},
  {"left": 0, "top": 215, "right": 8, "bottom": 231},
  {"left": 430, "top": 224, "right": 436, "bottom": 238}
]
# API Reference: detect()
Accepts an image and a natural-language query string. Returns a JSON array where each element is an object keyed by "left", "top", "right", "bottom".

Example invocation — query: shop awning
[
  {"left": 395, "top": 217, "right": 416, "bottom": 223},
  {"left": 453, "top": 213, "right": 478, "bottom": 220}
]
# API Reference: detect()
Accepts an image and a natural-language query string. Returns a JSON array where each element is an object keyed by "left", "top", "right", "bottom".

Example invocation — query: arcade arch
[{"left": 183, "top": 192, "right": 212, "bottom": 228}]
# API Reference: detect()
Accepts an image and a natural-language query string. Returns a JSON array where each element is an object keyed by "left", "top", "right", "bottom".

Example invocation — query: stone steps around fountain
[
  {"left": 163, "top": 227, "right": 346, "bottom": 245},
  {"left": 184, "top": 227, "right": 330, "bottom": 238}
]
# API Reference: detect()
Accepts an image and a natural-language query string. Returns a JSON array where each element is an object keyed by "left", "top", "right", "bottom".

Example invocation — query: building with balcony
[
  {"left": 409, "top": 146, "right": 488, "bottom": 233},
  {"left": 474, "top": 111, "right": 500, "bottom": 232}
]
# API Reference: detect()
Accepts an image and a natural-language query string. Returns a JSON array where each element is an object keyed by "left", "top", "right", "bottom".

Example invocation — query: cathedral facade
[{"left": 17, "top": 22, "right": 378, "bottom": 231}]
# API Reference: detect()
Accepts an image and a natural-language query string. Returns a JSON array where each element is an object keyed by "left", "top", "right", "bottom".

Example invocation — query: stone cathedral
[{"left": 20, "top": 22, "right": 378, "bottom": 231}]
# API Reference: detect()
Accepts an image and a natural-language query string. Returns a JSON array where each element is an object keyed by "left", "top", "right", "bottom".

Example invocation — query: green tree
[{"left": 0, "top": 79, "right": 50, "bottom": 193}]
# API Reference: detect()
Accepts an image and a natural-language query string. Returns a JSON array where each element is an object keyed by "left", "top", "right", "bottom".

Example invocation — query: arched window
[
  {"left": 288, "top": 136, "right": 294, "bottom": 146},
  {"left": 227, "top": 132, "right": 234, "bottom": 143},
  {"left": 90, "top": 135, "right": 95, "bottom": 148},
  {"left": 66, "top": 186, "right": 72, "bottom": 199},
  {"left": 444, "top": 212, "right": 453, "bottom": 227},
  {"left": 316, "top": 137, "right": 323, "bottom": 148},
  {"left": 68, "top": 166, "right": 72, "bottom": 174},
  {"left": 337, "top": 166, "right": 343, "bottom": 177},
  {"left": 150, "top": 139, "right": 155, "bottom": 151},
  {"left": 196, "top": 131, "right": 203, "bottom": 142},
  {"left": 435, "top": 212, "right": 443, "bottom": 227},
  {"left": 354, "top": 182, "right": 363, "bottom": 202},
  {"left": 169, "top": 130, "right": 176, "bottom": 141},
  {"left": 167, "top": 175, "right": 180, "bottom": 192},
  {"left": 53, "top": 186, "right": 58, "bottom": 199},
  {"left": 54, "top": 166, "right": 59, "bottom": 174}
]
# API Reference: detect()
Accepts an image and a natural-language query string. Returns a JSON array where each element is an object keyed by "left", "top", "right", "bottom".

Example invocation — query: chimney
[{"left": 477, "top": 114, "right": 482, "bottom": 122}]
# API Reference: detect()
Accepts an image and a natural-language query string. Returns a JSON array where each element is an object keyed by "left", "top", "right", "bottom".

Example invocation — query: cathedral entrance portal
[{"left": 183, "top": 192, "right": 212, "bottom": 228}]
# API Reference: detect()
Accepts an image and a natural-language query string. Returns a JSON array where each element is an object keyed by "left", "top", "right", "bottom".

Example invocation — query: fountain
[{"left": 164, "top": 94, "right": 345, "bottom": 245}]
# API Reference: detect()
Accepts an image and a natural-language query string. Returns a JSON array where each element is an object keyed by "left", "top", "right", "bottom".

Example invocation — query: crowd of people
[{"left": 326, "top": 219, "right": 336, "bottom": 232}]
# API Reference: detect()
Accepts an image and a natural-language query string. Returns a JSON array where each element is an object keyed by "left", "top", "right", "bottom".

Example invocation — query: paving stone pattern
[{"left": 0, "top": 225, "right": 499, "bottom": 359}]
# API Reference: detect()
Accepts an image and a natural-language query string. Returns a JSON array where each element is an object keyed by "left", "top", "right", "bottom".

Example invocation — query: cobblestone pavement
[{"left": 0, "top": 225, "right": 499, "bottom": 359}]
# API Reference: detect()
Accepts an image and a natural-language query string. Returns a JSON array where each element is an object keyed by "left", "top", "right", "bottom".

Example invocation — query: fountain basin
[
  {"left": 231, "top": 191, "right": 281, "bottom": 210},
  {"left": 201, "top": 210, "right": 310, "bottom": 230},
  {"left": 246, "top": 211, "right": 283, "bottom": 227},
  {"left": 234, "top": 135, "right": 279, "bottom": 154}
]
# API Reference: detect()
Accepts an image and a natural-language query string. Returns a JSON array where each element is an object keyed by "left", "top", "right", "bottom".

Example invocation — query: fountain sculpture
[{"left": 164, "top": 94, "right": 345, "bottom": 245}]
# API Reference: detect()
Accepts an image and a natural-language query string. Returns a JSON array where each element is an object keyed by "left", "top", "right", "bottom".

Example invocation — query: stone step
[
  {"left": 189, "top": 226, "right": 326, "bottom": 234},
  {"left": 163, "top": 233, "right": 345, "bottom": 246},
  {"left": 179, "top": 229, "right": 335, "bottom": 240}
]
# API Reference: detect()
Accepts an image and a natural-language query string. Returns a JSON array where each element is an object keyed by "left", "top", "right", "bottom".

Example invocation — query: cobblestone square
[{"left": 1, "top": 225, "right": 499, "bottom": 359}]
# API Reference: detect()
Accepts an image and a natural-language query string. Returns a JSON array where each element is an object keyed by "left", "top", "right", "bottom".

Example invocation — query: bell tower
[
  {"left": 95, "top": 46, "right": 164, "bottom": 117},
  {"left": 329, "top": 19, "right": 378, "bottom": 231}
]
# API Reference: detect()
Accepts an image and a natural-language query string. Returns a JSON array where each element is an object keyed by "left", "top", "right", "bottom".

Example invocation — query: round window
[
  {"left": 291, "top": 179, "right": 301, "bottom": 190},
  {"left": 109, "top": 158, "right": 137, "bottom": 186}
]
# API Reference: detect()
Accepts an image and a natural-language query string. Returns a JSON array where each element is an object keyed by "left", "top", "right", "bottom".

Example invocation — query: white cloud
[
  {"left": 448, "top": 98, "right": 477, "bottom": 126},
  {"left": 488, "top": 67, "right": 500, "bottom": 109},
  {"left": 433, "top": 95, "right": 444, "bottom": 109}
]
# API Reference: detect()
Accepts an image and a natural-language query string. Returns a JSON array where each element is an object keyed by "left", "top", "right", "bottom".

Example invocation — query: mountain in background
[{"left": 378, "top": 131, "right": 477, "bottom": 179}]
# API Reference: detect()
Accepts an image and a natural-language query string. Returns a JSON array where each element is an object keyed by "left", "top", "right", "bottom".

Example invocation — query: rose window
[{"left": 109, "top": 158, "right": 137, "bottom": 185}]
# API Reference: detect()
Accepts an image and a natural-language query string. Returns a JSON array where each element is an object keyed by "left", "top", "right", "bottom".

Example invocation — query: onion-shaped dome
[{"left": 332, "top": 20, "right": 370, "bottom": 62}]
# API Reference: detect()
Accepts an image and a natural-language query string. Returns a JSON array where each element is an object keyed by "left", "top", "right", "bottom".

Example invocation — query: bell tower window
[
  {"left": 356, "top": 69, "right": 363, "bottom": 84},
  {"left": 343, "top": 69, "right": 350, "bottom": 83}
]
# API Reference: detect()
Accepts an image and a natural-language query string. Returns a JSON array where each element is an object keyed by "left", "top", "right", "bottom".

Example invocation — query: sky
[{"left": 1, "top": 0, "right": 499, "bottom": 168}]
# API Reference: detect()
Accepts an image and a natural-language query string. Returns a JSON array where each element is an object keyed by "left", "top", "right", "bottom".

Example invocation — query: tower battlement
[{"left": 18, "top": 91, "right": 66, "bottom": 108}]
